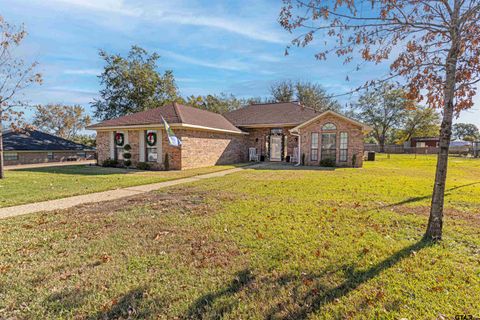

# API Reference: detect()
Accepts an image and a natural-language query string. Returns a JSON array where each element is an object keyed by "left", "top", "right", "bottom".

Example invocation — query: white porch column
[
  {"left": 139, "top": 130, "right": 145, "bottom": 162},
  {"left": 109, "top": 131, "right": 115, "bottom": 159},
  {"left": 157, "top": 130, "right": 163, "bottom": 164}
]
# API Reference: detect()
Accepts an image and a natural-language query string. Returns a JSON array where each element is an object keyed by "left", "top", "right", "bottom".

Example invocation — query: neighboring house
[
  {"left": 2, "top": 129, "right": 95, "bottom": 166},
  {"left": 407, "top": 137, "right": 440, "bottom": 148},
  {"left": 87, "top": 102, "right": 370, "bottom": 170}
]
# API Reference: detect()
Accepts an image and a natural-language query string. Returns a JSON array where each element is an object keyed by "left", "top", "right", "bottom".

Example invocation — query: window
[
  {"left": 311, "top": 133, "right": 319, "bottom": 161},
  {"left": 76, "top": 152, "right": 86, "bottom": 158},
  {"left": 321, "top": 133, "right": 336, "bottom": 161},
  {"left": 114, "top": 131, "right": 125, "bottom": 160},
  {"left": 4, "top": 152, "right": 18, "bottom": 161},
  {"left": 340, "top": 132, "right": 348, "bottom": 162},
  {"left": 322, "top": 123, "right": 337, "bottom": 130},
  {"left": 145, "top": 130, "right": 158, "bottom": 162},
  {"left": 416, "top": 142, "right": 426, "bottom": 148},
  {"left": 47, "top": 152, "right": 54, "bottom": 160}
]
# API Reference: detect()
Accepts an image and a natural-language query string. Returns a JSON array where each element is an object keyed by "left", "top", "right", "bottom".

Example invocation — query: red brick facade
[
  {"left": 95, "top": 113, "right": 366, "bottom": 170},
  {"left": 96, "top": 128, "right": 246, "bottom": 170},
  {"left": 297, "top": 114, "right": 364, "bottom": 167}
]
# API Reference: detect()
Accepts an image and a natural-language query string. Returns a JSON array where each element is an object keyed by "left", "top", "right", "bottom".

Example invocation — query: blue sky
[{"left": 1, "top": 0, "right": 479, "bottom": 126}]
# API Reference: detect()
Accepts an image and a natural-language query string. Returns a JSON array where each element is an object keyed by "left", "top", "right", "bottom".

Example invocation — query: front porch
[{"left": 243, "top": 127, "right": 299, "bottom": 163}]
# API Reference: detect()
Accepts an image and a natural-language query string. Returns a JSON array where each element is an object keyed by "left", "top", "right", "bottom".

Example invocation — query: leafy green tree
[
  {"left": 355, "top": 85, "right": 409, "bottom": 152},
  {"left": 33, "top": 104, "right": 91, "bottom": 140},
  {"left": 452, "top": 123, "right": 479, "bottom": 142},
  {"left": 396, "top": 106, "right": 441, "bottom": 143},
  {"left": 270, "top": 80, "right": 340, "bottom": 111},
  {"left": 295, "top": 82, "right": 341, "bottom": 112},
  {"left": 270, "top": 80, "right": 294, "bottom": 102},
  {"left": 187, "top": 93, "right": 243, "bottom": 114},
  {"left": 72, "top": 134, "right": 96, "bottom": 147},
  {"left": 92, "top": 45, "right": 181, "bottom": 120}
]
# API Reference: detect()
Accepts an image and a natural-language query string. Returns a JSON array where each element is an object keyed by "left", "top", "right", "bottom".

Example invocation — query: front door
[{"left": 270, "top": 135, "right": 282, "bottom": 161}]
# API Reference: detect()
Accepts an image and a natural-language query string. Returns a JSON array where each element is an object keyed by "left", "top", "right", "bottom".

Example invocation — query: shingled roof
[
  {"left": 2, "top": 129, "right": 94, "bottom": 151},
  {"left": 224, "top": 102, "right": 319, "bottom": 127},
  {"left": 87, "top": 103, "right": 244, "bottom": 134}
]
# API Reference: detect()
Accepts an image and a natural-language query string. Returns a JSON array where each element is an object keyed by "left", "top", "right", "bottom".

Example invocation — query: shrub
[
  {"left": 123, "top": 152, "right": 132, "bottom": 159},
  {"left": 164, "top": 153, "right": 170, "bottom": 171},
  {"left": 136, "top": 162, "right": 151, "bottom": 170},
  {"left": 301, "top": 153, "right": 305, "bottom": 165},
  {"left": 351, "top": 154, "right": 357, "bottom": 168},
  {"left": 123, "top": 144, "right": 132, "bottom": 151},
  {"left": 124, "top": 160, "right": 132, "bottom": 167},
  {"left": 102, "top": 159, "right": 118, "bottom": 167},
  {"left": 319, "top": 158, "right": 336, "bottom": 167}
]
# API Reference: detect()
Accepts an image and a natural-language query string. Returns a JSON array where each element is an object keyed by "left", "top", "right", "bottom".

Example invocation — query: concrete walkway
[{"left": 0, "top": 165, "right": 263, "bottom": 220}]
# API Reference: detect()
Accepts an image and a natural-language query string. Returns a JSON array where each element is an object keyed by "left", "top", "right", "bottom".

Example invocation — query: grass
[
  {"left": 0, "top": 164, "right": 246, "bottom": 208},
  {"left": 0, "top": 154, "right": 478, "bottom": 319}
]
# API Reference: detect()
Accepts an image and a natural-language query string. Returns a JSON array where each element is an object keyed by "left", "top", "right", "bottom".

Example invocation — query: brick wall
[
  {"left": 299, "top": 114, "right": 364, "bottom": 167},
  {"left": 4, "top": 151, "right": 95, "bottom": 166},
  {"left": 178, "top": 130, "right": 247, "bottom": 170},
  {"left": 96, "top": 131, "right": 111, "bottom": 164},
  {"left": 96, "top": 129, "right": 182, "bottom": 170}
]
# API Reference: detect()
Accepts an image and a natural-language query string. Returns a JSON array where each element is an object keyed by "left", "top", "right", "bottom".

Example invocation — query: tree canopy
[
  {"left": 33, "top": 104, "right": 91, "bottom": 140},
  {"left": 452, "top": 123, "right": 480, "bottom": 141},
  {"left": 355, "top": 84, "right": 409, "bottom": 151},
  {"left": 396, "top": 106, "right": 441, "bottom": 143},
  {"left": 92, "top": 45, "right": 181, "bottom": 120},
  {"left": 270, "top": 80, "right": 341, "bottom": 112}
]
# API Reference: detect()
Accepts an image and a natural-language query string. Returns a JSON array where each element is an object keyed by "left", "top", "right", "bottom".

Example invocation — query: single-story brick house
[
  {"left": 87, "top": 102, "right": 370, "bottom": 170},
  {"left": 2, "top": 129, "right": 95, "bottom": 166}
]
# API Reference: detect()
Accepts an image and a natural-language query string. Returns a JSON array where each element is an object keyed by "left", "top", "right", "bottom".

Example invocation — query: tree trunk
[
  {"left": 0, "top": 115, "right": 4, "bottom": 179},
  {"left": 379, "top": 137, "right": 385, "bottom": 153},
  {"left": 425, "top": 46, "right": 458, "bottom": 241}
]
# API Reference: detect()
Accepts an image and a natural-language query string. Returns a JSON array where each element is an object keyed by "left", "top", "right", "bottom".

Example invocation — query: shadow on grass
[
  {"left": 373, "top": 181, "right": 480, "bottom": 211},
  {"left": 183, "top": 269, "right": 254, "bottom": 319},
  {"left": 266, "top": 239, "right": 433, "bottom": 319},
  {"left": 88, "top": 287, "right": 151, "bottom": 319},
  {"left": 45, "top": 287, "right": 90, "bottom": 313}
]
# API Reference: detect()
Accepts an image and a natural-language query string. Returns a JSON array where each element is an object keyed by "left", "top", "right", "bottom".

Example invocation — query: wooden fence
[{"left": 364, "top": 143, "right": 476, "bottom": 156}]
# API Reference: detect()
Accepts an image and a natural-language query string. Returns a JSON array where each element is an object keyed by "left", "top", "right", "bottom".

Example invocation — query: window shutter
[
  {"left": 110, "top": 132, "right": 115, "bottom": 159},
  {"left": 139, "top": 130, "right": 145, "bottom": 162}
]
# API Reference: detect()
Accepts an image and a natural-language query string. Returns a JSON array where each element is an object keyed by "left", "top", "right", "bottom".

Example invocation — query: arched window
[{"left": 322, "top": 123, "right": 336, "bottom": 130}]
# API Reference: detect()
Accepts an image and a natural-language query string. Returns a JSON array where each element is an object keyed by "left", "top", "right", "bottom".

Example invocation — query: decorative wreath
[
  {"left": 146, "top": 131, "right": 157, "bottom": 146},
  {"left": 115, "top": 133, "right": 125, "bottom": 146}
]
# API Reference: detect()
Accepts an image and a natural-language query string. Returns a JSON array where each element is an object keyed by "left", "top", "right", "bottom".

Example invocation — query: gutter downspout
[{"left": 291, "top": 131, "right": 301, "bottom": 166}]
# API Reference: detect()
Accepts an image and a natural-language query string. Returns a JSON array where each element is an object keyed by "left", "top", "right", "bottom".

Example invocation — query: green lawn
[
  {"left": 0, "top": 164, "right": 246, "bottom": 208},
  {"left": 0, "top": 154, "right": 479, "bottom": 319}
]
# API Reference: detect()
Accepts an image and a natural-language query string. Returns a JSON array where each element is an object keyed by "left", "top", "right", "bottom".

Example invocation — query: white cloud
[
  {"left": 155, "top": 13, "right": 285, "bottom": 44},
  {"left": 52, "top": 0, "right": 141, "bottom": 16},
  {"left": 40, "top": 0, "right": 286, "bottom": 44},
  {"left": 160, "top": 50, "right": 250, "bottom": 71}
]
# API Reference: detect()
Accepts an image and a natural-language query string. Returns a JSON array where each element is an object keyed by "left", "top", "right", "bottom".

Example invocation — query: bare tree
[
  {"left": 0, "top": 16, "right": 42, "bottom": 178},
  {"left": 280, "top": 0, "right": 480, "bottom": 240},
  {"left": 33, "top": 104, "right": 91, "bottom": 140}
]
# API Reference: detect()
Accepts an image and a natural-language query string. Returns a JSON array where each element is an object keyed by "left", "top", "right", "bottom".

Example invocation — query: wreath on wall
[
  {"left": 146, "top": 131, "right": 157, "bottom": 146},
  {"left": 115, "top": 133, "right": 125, "bottom": 146}
]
